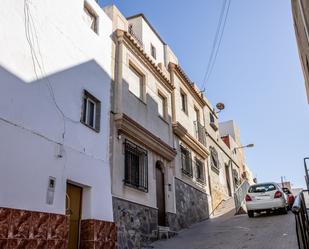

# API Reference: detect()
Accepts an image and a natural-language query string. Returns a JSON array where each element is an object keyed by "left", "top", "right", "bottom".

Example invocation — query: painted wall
[{"left": 0, "top": 0, "right": 113, "bottom": 221}]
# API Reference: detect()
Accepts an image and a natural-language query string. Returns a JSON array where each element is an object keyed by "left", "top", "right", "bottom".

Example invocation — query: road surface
[{"left": 151, "top": 211, "right": 298, "bottom": 249}]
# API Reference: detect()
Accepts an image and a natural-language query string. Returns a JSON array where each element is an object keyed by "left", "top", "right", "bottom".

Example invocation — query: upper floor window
[
  {"left": 194, "top": 108, "right": 200, "bottom": 123},
  {"left": 83, "top": 2, "right": 98, "bottom": 34},
  {"left": 210, "top": 147, "right": 220, "bottom": 174},
  {"left": 180, "top": 145, "right": 192, "bottom": 177},
  {"left": 124, "top": 140, "right": 148, "bottom": 192},
  {"left": 210, "top": 112, "right": 215, "bottom": 123},
  {"left": 151, "top": 44, "right": 156, "bottom": 59},
  {"left": 180, "top": 90, "right": 187, "bottom": 114},
  {"left": 128, "top": 64, "right": 144, "bottom": 100},
  {"left": 195, "top": 157, "right": 206, "bottom": 184},
  {"left": 81, "top": 90, "right": 101, "bottom": 132},
  {"left": 157, "top": 92, "right": 167, "bottom": 119}
]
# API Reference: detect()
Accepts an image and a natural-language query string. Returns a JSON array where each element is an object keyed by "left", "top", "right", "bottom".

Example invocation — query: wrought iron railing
[
  {"left": 128, "top": 25, "right": 144, "bottom": 48},
  {"left": 234, "top": 180, "right": 250, "bottom": 214},
  {"left": 194, "top": 121, "right": 207, "bottom": 147},
  {"left": 292, "top": 191, "right": 309, "bottom": 249}
]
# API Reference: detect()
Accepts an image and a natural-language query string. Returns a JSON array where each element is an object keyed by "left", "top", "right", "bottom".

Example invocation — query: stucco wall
[{"left": 0, "top": 0, "right": 113, "bottom": 221}]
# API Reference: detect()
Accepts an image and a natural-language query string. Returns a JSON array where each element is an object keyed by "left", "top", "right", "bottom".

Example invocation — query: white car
[{"left": 245, "top": 182, "right": 288, "bottom": 218}]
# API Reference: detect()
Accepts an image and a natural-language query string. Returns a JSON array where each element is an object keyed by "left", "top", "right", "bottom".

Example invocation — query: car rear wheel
[{"left": 248, "top": 210, "right": 254, "bottom": 218}]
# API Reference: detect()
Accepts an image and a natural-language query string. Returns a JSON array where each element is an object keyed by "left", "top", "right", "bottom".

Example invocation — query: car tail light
[
  {"left": 274, "top": 191, "right": 282, "bottom": 198},
  {"left": 245, "top": 194, "right": 252, "bottom": 201}
]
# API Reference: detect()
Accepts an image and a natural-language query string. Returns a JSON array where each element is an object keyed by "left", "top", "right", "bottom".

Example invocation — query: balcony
[
  {"left": 194, "top": 121, "right": 207, "bottom": 147},
  {"left": 128, "top": 25, "right": 144, "bottom": 48}
]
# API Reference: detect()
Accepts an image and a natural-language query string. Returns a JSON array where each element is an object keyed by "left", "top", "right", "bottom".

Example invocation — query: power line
[
  {"left": 202, "top": 0, "right": 227, "bottom": 84},
  {"left": 202, "top": 0, "right": 232, "bottom": 87}
]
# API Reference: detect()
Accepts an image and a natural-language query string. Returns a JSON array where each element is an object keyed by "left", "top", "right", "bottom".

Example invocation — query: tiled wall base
[
  {"left": 0, "top": 207, "right": 69, "bottom": 249},
  {"left": 80, "top": 219, "right": 116, "bottom": 249}
]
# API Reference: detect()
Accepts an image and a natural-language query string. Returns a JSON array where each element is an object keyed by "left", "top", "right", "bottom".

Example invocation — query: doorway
[
  {"left": 156, "top": 162, "right": 166, "bottom": 226},
  {"left": 66, "top": 183, "right": 82, "bottom": 249},
  {"left": 225, "top": 165, "right": 232, "bottom": 197}
]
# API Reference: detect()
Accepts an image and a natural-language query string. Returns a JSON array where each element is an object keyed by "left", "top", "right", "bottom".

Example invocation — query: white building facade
[{"left": 0, "top": 0, "right": 116, "bottom": 248}]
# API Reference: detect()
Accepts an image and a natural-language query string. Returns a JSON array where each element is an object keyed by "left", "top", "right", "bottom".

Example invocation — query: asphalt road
[{"left": 151, "top": 211, "right": 298, "bottom": 249}]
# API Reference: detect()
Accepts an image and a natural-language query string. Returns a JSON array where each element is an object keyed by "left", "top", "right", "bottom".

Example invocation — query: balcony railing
[
  {"left": 128, "top": 25, "right": 144, "bottom": 48},
  {"left": 194, "top": 121, "right": 207, "bottom": 147}
]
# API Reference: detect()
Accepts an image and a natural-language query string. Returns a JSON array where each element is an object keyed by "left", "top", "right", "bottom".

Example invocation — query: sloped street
[{"left": 151, "top": 212, "right": 298, "bottom": 249}]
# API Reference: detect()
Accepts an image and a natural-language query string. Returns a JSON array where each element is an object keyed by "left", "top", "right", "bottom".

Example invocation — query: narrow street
[{"left": 151, "top": 212, "right": 298, "bottom": 249}]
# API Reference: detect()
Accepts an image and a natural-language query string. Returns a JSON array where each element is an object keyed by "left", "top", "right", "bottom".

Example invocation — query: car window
[{"left": 248, "top": 184, "right": 276, "bottom": 193}]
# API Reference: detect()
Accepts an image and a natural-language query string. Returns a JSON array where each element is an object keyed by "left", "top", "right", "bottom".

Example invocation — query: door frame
[{"left": 155, "top": 161, "right": 166, "bottom": 226}]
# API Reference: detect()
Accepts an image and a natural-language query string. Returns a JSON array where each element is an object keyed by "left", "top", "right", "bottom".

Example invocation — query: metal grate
[
  {"left": 195, "top": 158, "right": 206, "bottom": 184},
  {"left": 124, "top": 140, "right": 148, "bottom": 192},
  {"left": 180, "top": 145, "right": 193, "bottom": 177},
  {"left": 194, "top": 121, "right": 207, "bottom": 146}
]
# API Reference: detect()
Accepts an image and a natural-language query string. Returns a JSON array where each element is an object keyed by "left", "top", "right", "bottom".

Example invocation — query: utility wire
[
  {"left": 202, "top": 0, "right": 227, "bottom": 84},
  {"left": 202, "top": 0, "right": 232, "bottom": 86}
]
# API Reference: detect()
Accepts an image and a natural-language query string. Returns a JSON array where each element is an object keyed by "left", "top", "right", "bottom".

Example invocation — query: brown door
[
  {"left": 225, "top": 165, "right": 232, "bottom": 197},
  {"left": 66, "top": 183, "right": 82, "bottom": 249},
  {"left": 156, "top": 163, "right": 166, "bottom": 226}
]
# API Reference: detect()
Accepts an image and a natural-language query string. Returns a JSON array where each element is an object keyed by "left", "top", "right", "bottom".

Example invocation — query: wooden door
[
  {"left": 156, "top": 164, "right": 166, "bottom": 226},
  {"left": 66, "top": 183, "right": 82, "bottom": 249}
]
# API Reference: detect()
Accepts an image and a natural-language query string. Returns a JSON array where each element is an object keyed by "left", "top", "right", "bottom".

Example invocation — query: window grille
[
  {"left": 180, "top": 145, "right": 193, "bottom": 177},
  {"left": 195, "top": 157, "right": 206, "bottom": 184},
  {"left": 124, "top": 140, "right": 148, "bottom": 192}
]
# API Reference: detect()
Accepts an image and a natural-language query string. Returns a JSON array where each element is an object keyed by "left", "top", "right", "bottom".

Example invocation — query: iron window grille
[
  {"left": 124, "top": 140, "right": 148, "bottom": 192},
  {"left": 210, "top": 147, "right": 220, "bottom": 174},
  {"left": 195, "top": 157, "right": 206, "bottom": 184},
  {"left": 180, "top": 145, "right": 193, "bottom": 177},
  {"left": 81, "top": 90, "right": 101, "bottom": 132}
]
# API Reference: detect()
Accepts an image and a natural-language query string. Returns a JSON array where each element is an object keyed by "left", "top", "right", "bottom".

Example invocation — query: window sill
[
  {"left": 158, "top": 115, "right": 169, "bottom": 125},
  {"left": 124, "top": 181, "right": 148, "bottom": 193},
  {"left": 128, "top": 90, "right": 147, "bottom": 105},
  {"left": 81, "top": 121, "right": 100, "bottom": 133},
  {"left": 211, "top": 166, "right": 220, "bottom": 175}
]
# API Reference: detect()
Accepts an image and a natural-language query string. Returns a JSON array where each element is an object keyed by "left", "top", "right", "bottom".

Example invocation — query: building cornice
[
  {"left": 115, "top": 113, "right": 176, "bottom": 161},
  {"left": 169, "top": 63, "right": 206, "bottom": 107},
  {"left": 115, "top": 29, "right": 174, "bottom": 92},
  {"left": 173, "top": 122, "right": 209, "bottom": 159}
]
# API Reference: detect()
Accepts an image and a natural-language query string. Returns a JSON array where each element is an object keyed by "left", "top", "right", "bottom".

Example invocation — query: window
[
  {"left": 210, "top": 112, "right": 215, "bottom": 123},
  {"left": 83, "top": 3, "right": 98, "bottom": 33},
  {"left": 180, "top": 145, "right": 193, "bottom": 177},
  {"left": 124, "top": 140, "right": 148, "bottom": 192},
  {"left": 180, "top": 90, "right": 187, "bottom": 113},
  {"left": 151, "top": 44, "right": 156, "bottom": 59},
  {"left": 157, "top": 93, "right": 166, "bottom": 119},
  {"left": 195, "top": 157, "right": 205, "bottom": 184},
  {"left": 248, "top": 183, "right": 276, "bottom": 193},
  {"left": 81, "top": 90, "right": 101, "bottom": 132},
  {"left": 194, "top": 108, "right": 200, "bottom": 124},
  {"left": 210, "top": 147, "right": 219, "bottom": 173},
  {"left": 128, "top": 64, "right": 144, "bottom": 100}
]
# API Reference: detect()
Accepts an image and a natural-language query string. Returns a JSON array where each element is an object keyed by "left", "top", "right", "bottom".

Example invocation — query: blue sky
[{"left": 100, "top": 0, "right": 309, "bottom": 188}]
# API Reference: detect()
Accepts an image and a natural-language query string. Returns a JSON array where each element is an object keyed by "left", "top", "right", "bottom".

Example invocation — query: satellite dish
[{"left": 216, "top": 102, "right": 225, "bottom": 111}]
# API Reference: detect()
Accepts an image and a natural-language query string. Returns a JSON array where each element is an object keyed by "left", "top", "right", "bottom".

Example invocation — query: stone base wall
[
  {"left": 80, "top": 219, "right": 116, "bottom": 249},
  {"left": 112, "top": 197, "right": 158, "bottom": 249},
  {"left": 172, "top": 178, "right": 209, "bottom": 231},
  {"left": 0, "top": 207, "right": 69, "bottom": 248}
]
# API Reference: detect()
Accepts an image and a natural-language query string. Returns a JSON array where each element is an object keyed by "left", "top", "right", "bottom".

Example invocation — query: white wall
[{"left": 0, "top": 0, "right": 113, "bottom": 221}]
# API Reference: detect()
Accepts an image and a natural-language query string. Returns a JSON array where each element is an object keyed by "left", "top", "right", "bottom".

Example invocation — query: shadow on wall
[{"left": 0, "top": 60, "right": 112, "bottom": 149}]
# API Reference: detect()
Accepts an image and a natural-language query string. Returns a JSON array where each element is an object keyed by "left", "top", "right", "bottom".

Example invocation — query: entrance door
[
  {"left": 225, "top": 165, "right": 232, "bottom": 197},
  {"left": 66, "top": 183, "right": 82, "bottom": 249},
  {"left": 156, "top": 163, "right": 166, "bottom": 226}
]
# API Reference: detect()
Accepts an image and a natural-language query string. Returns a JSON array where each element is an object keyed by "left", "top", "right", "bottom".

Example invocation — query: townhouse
[
  {"left": 0, "top": 1, "right": 115, "bottom": 248},
  {"left": 104, "top": 5, "right": 254, "bottom": 249}
]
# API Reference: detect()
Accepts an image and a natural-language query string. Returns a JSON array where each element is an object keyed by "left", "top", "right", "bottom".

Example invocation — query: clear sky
[{"left": 100, "top": 0, "right": 309, "bottom": 188}]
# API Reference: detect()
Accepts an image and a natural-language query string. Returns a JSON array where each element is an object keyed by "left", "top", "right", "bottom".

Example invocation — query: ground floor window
[
  {"left": 195, "top": 157, "right": 206, "bottom": 184},
  {"left": 124, "top": 139, "right": 148, "bottom": 192},
  {"left": 180, "top": 145, "right": 193, "bottom": 177}
]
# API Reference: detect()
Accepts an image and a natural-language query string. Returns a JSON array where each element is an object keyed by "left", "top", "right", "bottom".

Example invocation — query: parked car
[
  {"left": 282, "top": 187, "right": 295, "bottom": 210},
  {"left": 245, "top": 182, "right": 288, "bottom": 218}
]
